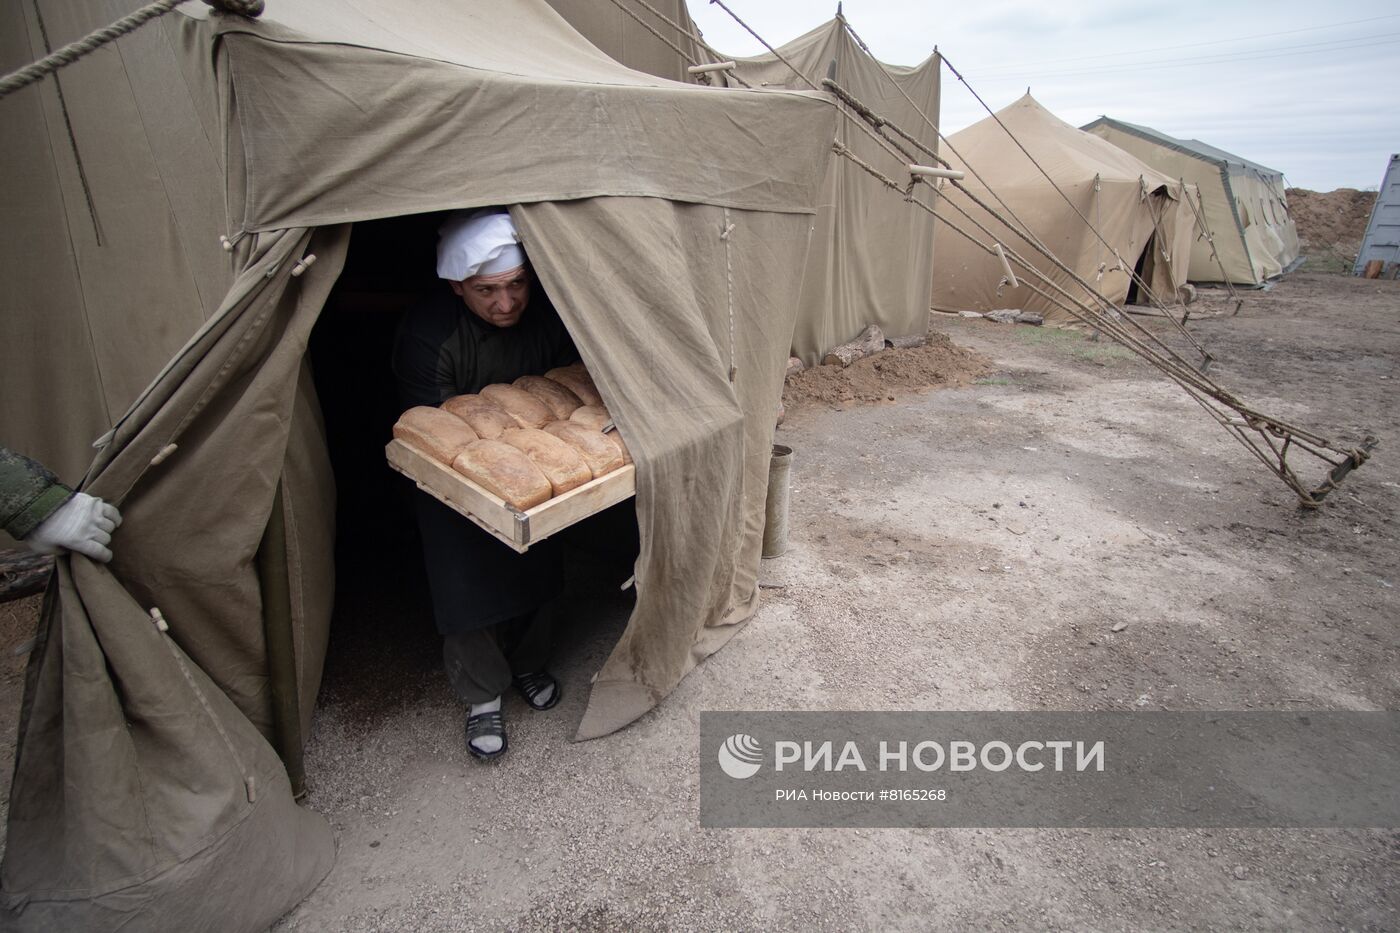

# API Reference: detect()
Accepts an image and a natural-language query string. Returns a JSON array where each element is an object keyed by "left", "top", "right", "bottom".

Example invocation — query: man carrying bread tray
[{"left": 392, "top": 209, "right": 580, "bottom": 761}]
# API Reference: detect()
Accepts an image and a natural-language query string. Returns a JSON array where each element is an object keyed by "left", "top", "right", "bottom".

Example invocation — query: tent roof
[
  {"left": 730, "top": 16, "right": 939, "bottom": 76},
  {"left": 946, "top": 94, "right": 1179, "bottom": 192},
  {"left": 1080, "top": 116, "right": 1284, "bottom": 179},
  {"left": 185, "top": 0, "right": 835, "bottom": 231}
]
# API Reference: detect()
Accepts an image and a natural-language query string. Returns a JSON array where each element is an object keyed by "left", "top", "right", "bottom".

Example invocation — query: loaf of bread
[
  {"left": 441, "top": 394, "right": 517, "bottom": 439},
  {"left": 501, "top": 427, "right": 592, "bottom": 496},
  {"left": 513, "top": 374, "right": 583, "bottom": 420},
  {"left": 451, "top": 439, "right": 552, "bottom": 510},
  {"left": 480, "top": 383, "right": 552, "bottom": 429},
  {"left": 603, "top": 428, "right": 633, "bottom": 466},
  {"left": 544, "top": 365, "right": 603, "bottom": 407},
  {"left": 542, "top": 421, "right": 625, "bottom": 478},
  {"left": 568, "top": 404, "right": 611, "bottom": 430},
  {"left": 393, "top": 406, "right": 480, "bottom": 464}
]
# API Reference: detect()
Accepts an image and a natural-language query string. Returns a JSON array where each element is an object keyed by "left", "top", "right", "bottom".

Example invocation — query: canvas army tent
[
  {"left": 529, "top": 10, "right": 943, "bottom": 365},
  {"left": 0, "top": 0, "right": 836, "bottom": 927},
  {"left": 1082, "top": 116, "right": 1300, "bottom": 286},
  {"left": 719, "top": 17, "right": 942, "bottom": 364},
  {"left": 543, "top": 0, "right": 711, "bottom": 83},
  {"left": 930, "top": 94, "right": 1194, "bottom": 323}
]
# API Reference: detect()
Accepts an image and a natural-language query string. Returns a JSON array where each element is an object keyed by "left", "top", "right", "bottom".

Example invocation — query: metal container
[{"left": 762, "top": 444, "right": 793, "bottom": 558}]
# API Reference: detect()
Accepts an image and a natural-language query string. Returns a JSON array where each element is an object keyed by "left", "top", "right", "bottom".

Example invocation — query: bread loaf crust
[
  {"left": 544, "top": 365, "right": 603, "bottom": 407},
  {"left": 480, "top": 383, "right": 553, "bottom": 429},
  {"left": 451, "top": 439, "right": 552, "bottom": 510},
  {"left": 393, "top": 406, "right": 480, "bottom": 464},
  {"left": 603, "top": 428, "right": 633, "bottom": 466},
  {"left": 501, "top": 427, "right": 593, "bottom": 495},
  {"left": 542, "top": 421, "right": 624, "bottom": 478},
  {"left": 441, "top": 394, "right": 518, "bottom": 439},
  {"left": 513, "top": 374, "right": 583, "bottom": 420},
  {"left": 568, "top": 404, "right": 611, "bottom": 430}
]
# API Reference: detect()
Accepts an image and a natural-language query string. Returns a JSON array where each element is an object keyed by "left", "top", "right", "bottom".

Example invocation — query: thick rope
[
  {"left": 923, "top": 188, "right": 1339, "bottom": 501},
  {"left": 1182, "top": 183, "right": 1243, "bottom": 303},
  {"left": 941, "top": 54, "right": 1179, "bottom": 310},
  {"left": 728, "top": 6, "right": 1190, "bottom": 362},
  {"left": 715, "top": 9, "right": 1184, "bottom": 348},
  {"left": 881, "top": 48, "right": 1198, "bottom": 342},
  {"left": 829, "top": 140, "right": 1348, "bottom": 495},
  {"left": 714, "top": 7, "right": 1364, "bottom": 503},
  {"left": 0, "top": 0, "right": 261, "bottom": 101},
  {"left": 612, "top": 0, "right": 752, "bottom": 88},
  {"left": 602, "top": 0, "right": 750, "bottom": 88},
  {"left": 708, "top": 0, "right": 819, "bottom": 91},
  {"left": 838, "top": 15, "right": 944, "bottom": 141},
  {"left": 823, "top": 76, "right": 1212, "bottom": 377}
]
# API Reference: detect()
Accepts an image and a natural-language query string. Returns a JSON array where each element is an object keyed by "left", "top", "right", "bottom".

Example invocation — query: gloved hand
[{"left": 25, "top": 492, "right": 123, "bottom": 563}]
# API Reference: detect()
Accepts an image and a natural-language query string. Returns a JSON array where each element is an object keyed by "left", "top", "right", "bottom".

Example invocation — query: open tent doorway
[
  {"left": 1126, "top": 233, "right": 1156, "bottom": 305},
  {"left": 304, "top": 213, "right": 640, "bottom": 759}
]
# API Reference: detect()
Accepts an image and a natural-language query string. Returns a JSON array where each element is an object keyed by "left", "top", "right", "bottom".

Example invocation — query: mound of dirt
[
  {"left": 783, "top": 331, "right": 992, "bottom": 409},
  {"left": 1286, "top": 187, "right": 1376, "bottom": 273}
]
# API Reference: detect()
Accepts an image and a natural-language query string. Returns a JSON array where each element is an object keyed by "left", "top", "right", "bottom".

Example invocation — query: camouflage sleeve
[{"left": 0, "top": 447, "right": 75, "bottom": 540}]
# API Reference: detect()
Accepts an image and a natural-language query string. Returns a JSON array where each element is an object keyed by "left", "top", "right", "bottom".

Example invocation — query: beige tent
[
  {"left": 930, "top": 94, "right": 1195, "bottom": 323},
  {"left": 0, "top": 1, "right": 835, "bottom": 928},
  {"left": 1082, "top": 116, "right": 1300, "bottom": 286},
  {"left": 722, "top": 17, "right": 942, "bottom": 364},
  {"left": 530, "top": 11, "right": 943, "bottom": 365},
  {"left": 543, "top": 0, "right": 711, "bottom": 83}
]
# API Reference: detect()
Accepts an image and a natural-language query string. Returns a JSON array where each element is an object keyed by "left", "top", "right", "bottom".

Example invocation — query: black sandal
[
  {"left": 513, "top": 671, "right": 561, "bottom": 711},
  {"left": 465, "top": 709, "right": 508, "bottom": 760}
]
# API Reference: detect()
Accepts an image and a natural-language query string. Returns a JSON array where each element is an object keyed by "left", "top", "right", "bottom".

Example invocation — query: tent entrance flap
[
  {"left": 304, "top": 199, "right": 810, "bottom": 745},
  {"left": 256, "top": 480, "right": 305, "bottom": 798},
  {"left": 1128, "top": 235, "right": 1154, "bottom": 305}
]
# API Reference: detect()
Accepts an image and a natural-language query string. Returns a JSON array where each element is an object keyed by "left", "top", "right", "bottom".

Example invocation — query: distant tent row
[
  {"left": 538, "top": 6, "right": 1302, "bottom": 334},
  {"left": 930, "top": 94, "right": 1195, "bottom": 323},
  {"left": 1082, "top": 116, "right": 1300, "bottom": 286}
]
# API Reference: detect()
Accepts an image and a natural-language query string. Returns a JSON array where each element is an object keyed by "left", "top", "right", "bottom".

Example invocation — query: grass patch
[
  {"left": 1012, "top": 325, "right": 1134, "bottom": 363},
  {"left": 1298, "top": 250, "right": 1355, "bottom": 276},
  {"left": 975, "top": 376, "right": 1014, "bottom": 386}
]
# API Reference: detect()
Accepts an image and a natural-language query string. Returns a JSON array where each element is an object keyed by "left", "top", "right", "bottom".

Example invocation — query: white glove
[{"left": 26, "top": 492, "right": 123, "bottom": 563}]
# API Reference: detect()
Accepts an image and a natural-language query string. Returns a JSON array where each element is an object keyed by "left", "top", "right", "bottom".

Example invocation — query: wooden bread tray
[{"left": 385, "top": 438, "right": 636, "bottom": 553}]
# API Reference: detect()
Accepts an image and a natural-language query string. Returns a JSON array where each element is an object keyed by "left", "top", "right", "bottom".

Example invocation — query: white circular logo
[{"left": 717, "top": 733, "right": 763, "bottom": 779}]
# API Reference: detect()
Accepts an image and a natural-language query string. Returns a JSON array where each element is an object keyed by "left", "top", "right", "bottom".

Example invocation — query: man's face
[{"left": 450, "top": 266, "right": 530, "bottom": 328}]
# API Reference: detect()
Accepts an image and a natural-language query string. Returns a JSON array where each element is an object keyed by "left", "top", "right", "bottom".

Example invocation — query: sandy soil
[
  {"left": 0, "top": 272, "right": 1396, "bottom": 930},
  {"left": 274, "top": 271, "right": 1396, "bottom": 930},
  {"left": 1286, "top": 188, "right": 1377, "bottom": 275}
]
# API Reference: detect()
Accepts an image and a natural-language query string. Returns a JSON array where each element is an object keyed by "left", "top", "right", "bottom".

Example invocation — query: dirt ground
[
  {"left": 1286, "top": 188, "right": 1377, "bottom": 275},
  {"left": 1, "top": 271, "right": 1396, "bottom": 930}
]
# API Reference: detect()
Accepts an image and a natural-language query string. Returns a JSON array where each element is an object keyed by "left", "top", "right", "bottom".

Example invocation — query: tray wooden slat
[{"left": 385, "top": 438, "right": 635, "bottom": 553}]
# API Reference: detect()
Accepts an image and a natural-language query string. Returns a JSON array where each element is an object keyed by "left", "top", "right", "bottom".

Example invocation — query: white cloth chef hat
[{"left": 436, "top": 209, "right": 526, "bottom": 281}]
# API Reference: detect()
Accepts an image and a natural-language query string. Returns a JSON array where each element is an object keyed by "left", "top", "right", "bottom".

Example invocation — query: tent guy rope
[
  {"left": 838, "top": 12, "right": 1209, "bottom": 354},
  {"left": 696, "top": 0, "right": 1376, "bottom": 504},
  {"left": 825, "top": 122, "right": 1373, "bottom": 505},
  {"left": 608, "top": 0, "right": 752, "bottom": 87},
  {"left": 0, "top": 0, "right": 263, "bottom": 101}
]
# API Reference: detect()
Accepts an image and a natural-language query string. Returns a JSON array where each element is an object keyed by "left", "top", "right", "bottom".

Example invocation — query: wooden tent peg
[
  {"left": 908, "top": 164, "right": 964, "bottom": 180},
  {"left": 687, "top": 61, "right": 736, "bottom": 75},
  {"left": 994, "top": 243, "right": 1019, "bottom": 288}
]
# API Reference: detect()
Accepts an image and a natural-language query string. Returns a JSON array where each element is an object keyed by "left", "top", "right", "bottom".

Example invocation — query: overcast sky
[{"left": 685, "top": 1, "right": 1399, "bottom": 191}]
